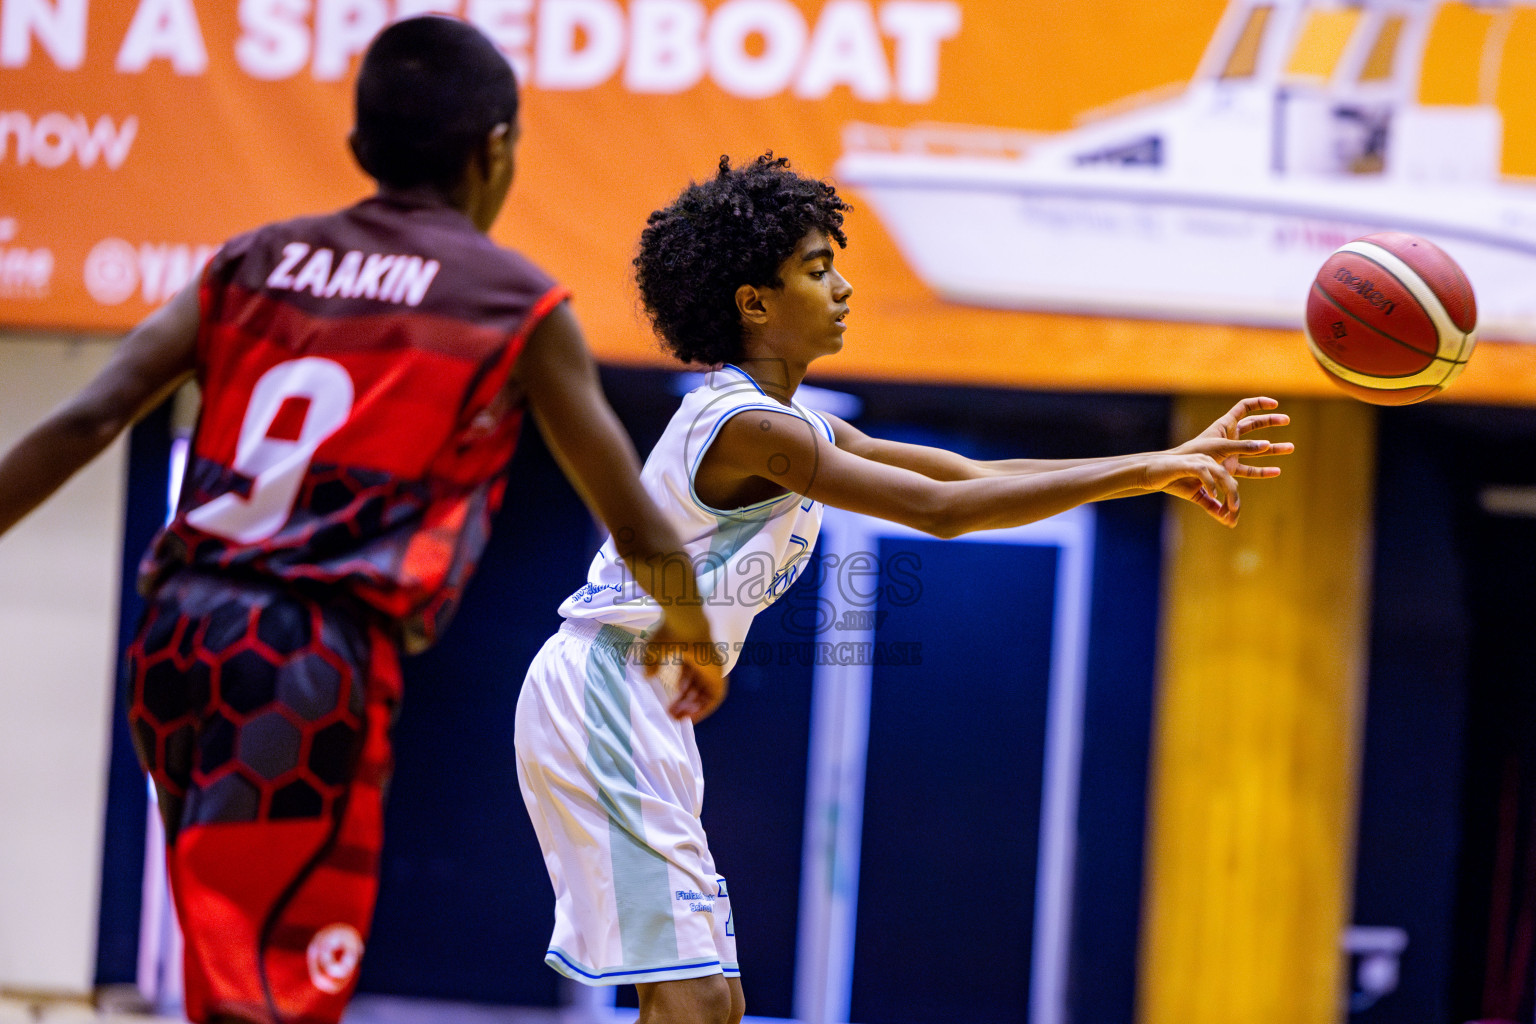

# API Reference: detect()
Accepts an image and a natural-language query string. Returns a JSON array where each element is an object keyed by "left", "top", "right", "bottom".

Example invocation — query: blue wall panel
[{"left": 850, "top": 538, "right": 1056, "bottom": 1024}]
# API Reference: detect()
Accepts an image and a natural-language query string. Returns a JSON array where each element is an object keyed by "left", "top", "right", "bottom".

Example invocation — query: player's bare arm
[
  {"left": 697, "top": 406, "right": 1266, "bottom": 536},
  {"left": 821, "top": 396, "right": 1293, "bottom": 524},
  {"left": 515, "top": 301, "right": 725, "bottom": 720},
  {"left": 825, "top": 397, "right": 1292, "bottom": 481},
  {"left": 0, "top": 280, "right": 199, "bottom": 539}
]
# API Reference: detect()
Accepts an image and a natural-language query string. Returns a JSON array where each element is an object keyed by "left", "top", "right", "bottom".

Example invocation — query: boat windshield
[
  {"left": 1285, "top": 7, "right": 1363, "bottom": 84},
  {"left": 1219, "top": 4, "right": 1273, "bottom": 79},
  {"left": 1358, "top": 13, "right": 1405, "bottom": 83}
]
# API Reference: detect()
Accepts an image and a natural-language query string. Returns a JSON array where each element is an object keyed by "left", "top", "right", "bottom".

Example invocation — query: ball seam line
[
  {"left": 1338, "top": 240, "right": 1463, "bottom": 361},
  {"left": 1309, "top": 280, "right": 1445, "bottom": 368}
]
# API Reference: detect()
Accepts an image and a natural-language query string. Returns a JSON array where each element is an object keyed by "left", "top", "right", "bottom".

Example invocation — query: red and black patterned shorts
[{"left": 127, "top": 572, "right": 400, "bottom": 1024}]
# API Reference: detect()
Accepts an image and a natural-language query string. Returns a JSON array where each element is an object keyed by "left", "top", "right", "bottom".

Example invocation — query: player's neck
[
  {"left": 371, "top": 181, "right": 493, "bottom": 231},
  {"left": 730, "top": 355, "right": 805, "bottom": 406},
  {"left": 373, "top": 183, "right": 462, "bottom": 213}
]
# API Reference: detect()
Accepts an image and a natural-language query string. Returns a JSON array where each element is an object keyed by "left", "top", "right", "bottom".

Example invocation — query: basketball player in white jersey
[{"left": 514, "top": 154, "right": 1294, "bottom": 1024}]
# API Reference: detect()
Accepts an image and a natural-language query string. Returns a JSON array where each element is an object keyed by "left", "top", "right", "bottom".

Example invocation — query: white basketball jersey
[{"left": 559, "top": 364, "right": 829, "bottom": 673}]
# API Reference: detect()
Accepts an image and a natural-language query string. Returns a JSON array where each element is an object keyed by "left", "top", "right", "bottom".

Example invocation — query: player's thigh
[
  {"left": 158, "top": 576, "right": 395, "bottom": 1024},
  {"left": 126, "top": 584, "right": 217, "bottom": 834},
  {"left": 635, "top": 974, "right": 733, "bottom": 1024},
  {"left": 727, "top": 976, "right": 744, "bottom": 1024},
  {"left": 130, "top": 571, "right": 386, "bottom": 841}
]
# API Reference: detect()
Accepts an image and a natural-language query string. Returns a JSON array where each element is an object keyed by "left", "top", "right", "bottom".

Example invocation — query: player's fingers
[
  {"left": 1235, "top": 413, "right": 1290, "bottom": 435},
  {"left": 1247, "top": 440, "right": 1295, "bottom": 456},
  {"left": 1222, "top": 476, "right": 1241, "bottom": 515},
  {"left": 669, "top": 669, "right": 725, "bottom": 722},
  {"left": 1231, "top": 464, "right": 1283, "bottom": 478},
  {"left": 668, "top": 686, "right": 695, "bottom": 719},
  {"left": 1189, "top": 487, "right": 1223, "bottom": 513},
  {"left": 672, "top": 684, "right": 718, "bottom": 724},
  {"left": 1201, "top": 500, "right": 1237, "bottom": 526},
  {"left": 1228, "top": 411, "right": 1290, "bottom": 436},
  {"left": 667, "top": 676, "right": 699, "bottom": 718},
  {"left": 1227, "top": 397, "right": 1265, "bottom": 422},
  {"left": 1232, "top": 396, "right": 1279, "bottom": 417},
  {"left": 1226, "top": 440, "right": 1294, "bottom": 461},
  {"left": 1187, "top": 481, "right": 1236, "bottom": 525},
  {"left": 1186, "top": 464, "right": 1217, "bottom": 502},
  {"left": 1205, "top": 460, "right": 1240, "bottom": 513},
  {"left": 1194, "top": 438, "right": 1273, "bottom": 458}
]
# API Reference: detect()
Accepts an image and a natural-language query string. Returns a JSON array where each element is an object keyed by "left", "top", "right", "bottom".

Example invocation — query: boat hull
[{"left": 838, "top": 159, "right": 1536, "bottom": 340}]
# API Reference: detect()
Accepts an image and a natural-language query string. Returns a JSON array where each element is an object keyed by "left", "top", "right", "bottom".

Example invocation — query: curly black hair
[{"left": 634, "top": 154, "right": 851, "bottom": 366}]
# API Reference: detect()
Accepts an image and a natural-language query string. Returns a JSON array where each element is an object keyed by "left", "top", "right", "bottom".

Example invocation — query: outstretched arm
[
  {"left": 823, "top": 397, "right": 1294, "bottom": 524},
  {"left": 515, "top": 302, "right": 725, "bottom": 721},
  {"left": 825, "top": 416, "right": 1079, "bottom": 481},
  {"left": 701, "top": 406, "right": 1272, "bottom": 537},
  {"left": 0, "top": 281, "right": 200, "bottom": 539}
]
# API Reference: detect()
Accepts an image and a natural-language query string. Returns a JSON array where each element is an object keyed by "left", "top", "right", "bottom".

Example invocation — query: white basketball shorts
[{"left": 514, "top": 617, "right": 738, "bottom": 986}]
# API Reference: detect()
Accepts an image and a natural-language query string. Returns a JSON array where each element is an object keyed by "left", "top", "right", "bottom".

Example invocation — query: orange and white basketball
[{"left": 1304, "top": 232, "right": 1477, "bottom": 406}]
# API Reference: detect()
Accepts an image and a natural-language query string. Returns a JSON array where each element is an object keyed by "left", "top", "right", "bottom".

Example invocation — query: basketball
[{"left": 1304, "top": 232, "right": 1478, "bottom": 405}]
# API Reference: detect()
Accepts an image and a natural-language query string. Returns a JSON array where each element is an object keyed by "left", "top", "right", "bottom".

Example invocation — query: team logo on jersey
[
  {"left": 768, "top": 535, "right": 812, "bottom": 598},
  {"left": 307, "top": 923, "right": 364, "bottom": 994}
]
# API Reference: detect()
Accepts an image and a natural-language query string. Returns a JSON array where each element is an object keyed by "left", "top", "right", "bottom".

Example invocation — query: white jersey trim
[{"left": 685, "top": 365, "right": 836, "bottom": 520}]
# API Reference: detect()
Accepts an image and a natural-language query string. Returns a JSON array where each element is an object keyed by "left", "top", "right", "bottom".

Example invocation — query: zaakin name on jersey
[{"left": 266, "top": 242, "right": 441, "bottom": 307}]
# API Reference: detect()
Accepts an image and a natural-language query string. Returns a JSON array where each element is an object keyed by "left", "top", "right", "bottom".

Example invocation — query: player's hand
[
  {"left": 1175, "top": 396, "right": 1294, "bottom": 478},
  {"left": 1164, "top": 397, "right": 1294, "bottom": 524},
  {"left": 643, "top": 608, "right": 727, "bottom": 723},
  {"left": 1140, "top": 450, "right": 1248, "bottom": 527}
]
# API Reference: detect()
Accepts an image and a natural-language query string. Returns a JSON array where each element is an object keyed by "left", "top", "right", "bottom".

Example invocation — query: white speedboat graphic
[{"left": 836, "top": 0, "right": 1536, "bottom": 340}]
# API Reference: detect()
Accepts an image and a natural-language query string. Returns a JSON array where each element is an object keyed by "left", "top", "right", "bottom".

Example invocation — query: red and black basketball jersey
[{"left": 141, "top": 195, "right": 569, "bottom": 652}]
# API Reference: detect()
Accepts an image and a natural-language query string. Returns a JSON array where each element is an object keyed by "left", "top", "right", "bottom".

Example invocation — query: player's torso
[
  {"left": 151, "top": 196, "right": 567, "bottom": 650},
  {"left": 561, "top": 365, "right": 829, "bottom": 671}
]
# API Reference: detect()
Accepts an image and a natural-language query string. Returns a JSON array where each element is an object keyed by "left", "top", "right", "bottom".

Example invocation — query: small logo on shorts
[{"left": 307, "top": 923, "right": 364, "bottom": 994}]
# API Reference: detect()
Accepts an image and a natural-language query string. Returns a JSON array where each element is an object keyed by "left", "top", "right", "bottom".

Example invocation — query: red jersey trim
[
  {"left": 499, "top": 284, "right": 573, "bottom": 380},
  {"left": 195, "top": 258, "right": 220, "bottom": 369}
]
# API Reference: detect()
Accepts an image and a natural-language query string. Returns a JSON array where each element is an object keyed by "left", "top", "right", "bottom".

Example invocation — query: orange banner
[{"left": 7, "top": 0, "right": 1536, "bottom": 401}]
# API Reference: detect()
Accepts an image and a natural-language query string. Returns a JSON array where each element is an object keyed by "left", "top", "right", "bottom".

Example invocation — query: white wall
[{"left": 0, "top": 335, "right": 128, "bottom": 996}]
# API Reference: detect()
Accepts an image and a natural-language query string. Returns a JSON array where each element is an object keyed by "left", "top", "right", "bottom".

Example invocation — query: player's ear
[
  {"left": 736, "top": 283, "right": 769, "bottom": 326},
  {"left": 481, "top": 122, "right": 514, "bottom": 180}
]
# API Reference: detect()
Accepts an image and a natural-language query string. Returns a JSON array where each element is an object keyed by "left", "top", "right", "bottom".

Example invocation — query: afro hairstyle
[{"left": 634, "top": 154, "right": 851, "bottom": 366}]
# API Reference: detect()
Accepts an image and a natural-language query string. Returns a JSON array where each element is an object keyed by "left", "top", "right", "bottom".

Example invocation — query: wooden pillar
[{"left": 1138, "top": 396, "right": 1375, "bottom": 1024}]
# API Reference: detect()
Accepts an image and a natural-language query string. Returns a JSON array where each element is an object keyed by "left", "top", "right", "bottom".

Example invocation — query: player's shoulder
[
  {"left": 460, "top": 231, "right": 558, "bottom": 290},
  {"left": 353, "top": 198, "right": 560, "bottom": 298},
  {"left": 207, "top": 209, "right": 349, "bottom": 276},
  {"left": 429, "top": 231, "right": 562, "bottom": 325},
  {"left": 670, "top": 365, "right": 800, "bottom": 436},
  {"left": 684, "top": 370, "right": 835, "bottom": 445}
]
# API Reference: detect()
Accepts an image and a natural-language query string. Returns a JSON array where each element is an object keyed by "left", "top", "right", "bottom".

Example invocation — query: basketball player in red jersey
[{"left": 0, "top": 17, "right": 722, "bottom": 1024}]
